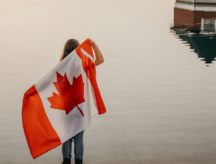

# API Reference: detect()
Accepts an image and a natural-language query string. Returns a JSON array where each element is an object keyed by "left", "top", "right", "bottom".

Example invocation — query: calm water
[{"left": 1, "top": 3, "right": 216, "bottom": 164}]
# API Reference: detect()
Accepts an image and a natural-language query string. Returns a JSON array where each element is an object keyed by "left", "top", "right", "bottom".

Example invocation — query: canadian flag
[{"left": 22, "top": 38, "right": 106, "bottom": 159}]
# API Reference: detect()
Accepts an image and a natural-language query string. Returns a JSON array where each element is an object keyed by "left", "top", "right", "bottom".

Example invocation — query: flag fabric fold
[{"left": 22, "top": 38, "right": 106, "bottom": 159}]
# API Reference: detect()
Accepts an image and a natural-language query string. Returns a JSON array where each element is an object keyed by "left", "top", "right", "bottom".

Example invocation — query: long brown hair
[{"left": 60, "top": 39, "right": 80, "bottom": 61}]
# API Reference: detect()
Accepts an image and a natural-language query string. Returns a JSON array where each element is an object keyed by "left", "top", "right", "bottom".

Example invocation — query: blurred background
[{"left": 0, "top": 0, "right": 216, "bottom": 163}]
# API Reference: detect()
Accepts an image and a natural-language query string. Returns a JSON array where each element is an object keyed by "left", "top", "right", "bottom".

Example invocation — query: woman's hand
[
  {"left": 90, "top": 39, "right": 104, "bottom": 66},
  {"left": 90, "top": 39, "right": 95, "bottom": 46},
  {"left": 90, "top": 39, "right": 93, "bottom": 45}
]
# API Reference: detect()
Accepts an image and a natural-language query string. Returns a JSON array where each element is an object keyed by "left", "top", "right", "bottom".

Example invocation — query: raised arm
[{"left": 90, "top": 39, "right": 104, "bottom": 66}]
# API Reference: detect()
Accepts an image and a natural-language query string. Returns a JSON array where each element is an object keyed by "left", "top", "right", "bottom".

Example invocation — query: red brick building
[{"left": 174, "top": 0, "right": 216, "bottom": 32}]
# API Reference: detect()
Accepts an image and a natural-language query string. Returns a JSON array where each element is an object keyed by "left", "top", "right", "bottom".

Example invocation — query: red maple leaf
[{"left": 47, "top": 72, "right": 85, "bottom": 116}]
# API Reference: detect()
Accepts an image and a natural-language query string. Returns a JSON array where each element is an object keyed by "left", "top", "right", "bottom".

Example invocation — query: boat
[{"left": 174, "top": 0, "right": 216, "bottom": 32}]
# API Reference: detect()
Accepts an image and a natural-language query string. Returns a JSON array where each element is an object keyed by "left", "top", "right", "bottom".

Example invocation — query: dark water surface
[{"left": 1, "top": 17, "right": 216, "bottom": 164}]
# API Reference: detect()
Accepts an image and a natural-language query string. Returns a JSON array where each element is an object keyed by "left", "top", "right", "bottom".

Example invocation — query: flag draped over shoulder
[{"left": 22, "top": 38, "right": 106, "bottom": 159}]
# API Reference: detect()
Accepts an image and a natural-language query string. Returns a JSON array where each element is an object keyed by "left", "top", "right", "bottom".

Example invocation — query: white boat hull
[{"left": 174, "top": 0, "right": 216, "bottom": 31}]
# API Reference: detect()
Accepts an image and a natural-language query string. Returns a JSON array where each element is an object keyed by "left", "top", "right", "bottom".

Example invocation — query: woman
[{"left": 60, "top": 38, "right": 104, "bottom": 164}]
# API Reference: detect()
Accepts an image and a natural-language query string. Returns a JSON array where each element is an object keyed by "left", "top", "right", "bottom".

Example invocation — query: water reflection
[
  {"left": 171, "top": 27, "right": 216, "bottom": 65},
  {"left": 173, "top": 0, "right": 216, "bottom": 65}
]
